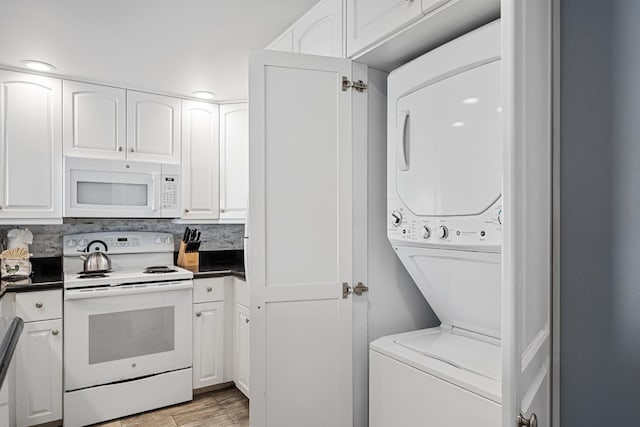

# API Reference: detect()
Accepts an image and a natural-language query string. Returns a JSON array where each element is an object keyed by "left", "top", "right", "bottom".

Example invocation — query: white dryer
[{"left": 371, "top": 20, "right": 503, "bottom": 427}]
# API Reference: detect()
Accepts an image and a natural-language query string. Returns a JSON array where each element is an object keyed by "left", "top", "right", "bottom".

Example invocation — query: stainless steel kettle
[{"left": 80, "top": 240, "right": 112, "bottom": 273}]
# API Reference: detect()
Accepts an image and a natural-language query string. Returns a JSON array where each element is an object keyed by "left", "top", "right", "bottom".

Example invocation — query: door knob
[
  {"left": 196, "top": 312, "right": 202, "bottom": 317},
  {"left": 207, "top": 287, "right": 213, "bottom": 292},
  {"left": 35, "top": 302, "right": 43, "bottom": 308},
  {"left": 51, "top": 329, "right": 59, "bottom": 336},
  {"left": 517, "top": 413, "right": 538, "bottom": 427}
]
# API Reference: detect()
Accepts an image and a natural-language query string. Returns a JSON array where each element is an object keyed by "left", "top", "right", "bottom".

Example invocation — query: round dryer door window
[{"left": 395, "top": 60, "right": 501, "bottom": 217}]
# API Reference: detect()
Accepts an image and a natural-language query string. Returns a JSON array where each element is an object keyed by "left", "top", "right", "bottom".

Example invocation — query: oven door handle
[{"left": 64, "top": 280, "right": 193, "bottom": 300}]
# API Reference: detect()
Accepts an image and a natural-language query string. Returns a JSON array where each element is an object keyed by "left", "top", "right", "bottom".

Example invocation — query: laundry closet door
[
  {"left": 249, "top": 50, "right": 354, "bottom": 427},
  {"left": 501, "top": 0, "right": 553, "bottom": 426}
]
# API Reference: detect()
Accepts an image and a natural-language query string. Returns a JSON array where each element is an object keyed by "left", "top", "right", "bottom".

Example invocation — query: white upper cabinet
[
  {"left": 0, "top": 70, "right": 62, "bottom": 222},
  {"left": 63, "top": 81, "right": 126, "bottom": 160},
  {"left": 219, "top": 103, "right": 248, "bottom": 221},
  {"left": 268, "top": 29, "right": 294, "bottom": 52},
  {"left": 346, "top": 0, "right": 426, "bottom": 57},
  {"left": 127, "top": 91, "right": 181, "bottom": 164},
  {"left": 294, "top": 0, "right": 343, "bottom": 57},
  {"left": 181, "top": 100, "right": 220, "bottom": 220},
  {"left": 268, "top": 0, "right": 344, "bottom": 58}
]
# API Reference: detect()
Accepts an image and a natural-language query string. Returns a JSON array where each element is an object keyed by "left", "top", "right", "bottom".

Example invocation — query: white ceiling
[{"left": 0, "top": 0, "right": 318, "bottom": 100}]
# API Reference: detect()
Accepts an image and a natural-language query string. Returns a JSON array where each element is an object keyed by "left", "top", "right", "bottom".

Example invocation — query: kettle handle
[{"left": 85, "top": 240, "right": 109, "bottom": 253}]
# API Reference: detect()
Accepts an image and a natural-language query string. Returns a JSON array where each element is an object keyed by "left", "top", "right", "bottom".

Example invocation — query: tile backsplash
[{"left": 0, "top": 219, "right": 244, "bottom": 257}]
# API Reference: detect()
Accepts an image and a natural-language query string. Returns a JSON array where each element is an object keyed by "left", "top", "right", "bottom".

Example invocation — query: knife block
[{"left": 177, "top": 241, "right": 199, "bottom": 272}]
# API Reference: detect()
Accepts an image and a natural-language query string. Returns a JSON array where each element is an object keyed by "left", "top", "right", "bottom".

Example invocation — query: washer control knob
[
  {"left": 78, "top": 239, "right": 87, "bottom": 247},
  {"left": 422, "top": 226, "right": 431, "bottom": 239},
  {"left": 154, "top": 235, "right": 162, "bottom": 244},
  {"left": 438, "top": 226, "right": 449, "bottom": 239},
  {"left": 390, "top": 211, "right": 403, "bottom": 227},
  {"left": 164, "top": 236, "right": 172, "bottom": 245},
  {"left": 67, "top": 239, "right": 77, "bottom": 247}
]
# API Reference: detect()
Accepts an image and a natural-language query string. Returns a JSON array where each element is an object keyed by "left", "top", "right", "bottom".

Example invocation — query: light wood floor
[{"left": 93, "top": 386, "right": 249, "bottom": 427}]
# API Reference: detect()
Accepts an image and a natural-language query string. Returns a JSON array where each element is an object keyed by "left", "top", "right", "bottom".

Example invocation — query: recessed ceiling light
[
  {"left": 462, "top": 97, "right": 479, "bottom": 105},
  {"left": 192, "top": 91, "right": 216, "bottom": 100},
  {"left": 20, "top": 60, "right": 56, "bottom": 72},
  {"left": 496, "top": 106, "right": 503, "bottom": 112},
  {"left": 452, "top": 121, "right": 466, "bottom": 128}
]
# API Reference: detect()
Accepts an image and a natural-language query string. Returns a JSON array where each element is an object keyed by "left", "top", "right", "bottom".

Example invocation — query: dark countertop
[
  {"left": 0, "top": 316, "right": 24, "bottom": 388},
  {"left": 0, "top": 257, "right": 63, "bottom": 299},
  {"left": 178, "top": 249, "right": 245, "bottom": 280},
  {"left": 193, "top": 268, "right": 245, "bottom": 280}
]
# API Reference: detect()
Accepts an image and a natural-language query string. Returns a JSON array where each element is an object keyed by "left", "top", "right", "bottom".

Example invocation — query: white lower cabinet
[
  {"left": 192, "top": 301, "right": 225, "bottom": 389},
  {"left": 233, "top": 278, "right": 250, "bottom": 398},
  {"left": 15, "top": 318, "right": 62, "bottom": 427}
]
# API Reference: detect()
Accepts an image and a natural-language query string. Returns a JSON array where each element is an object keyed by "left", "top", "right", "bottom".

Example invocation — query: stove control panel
[{"left": 63, "top": 232, "right": 175, "bottom": 255}]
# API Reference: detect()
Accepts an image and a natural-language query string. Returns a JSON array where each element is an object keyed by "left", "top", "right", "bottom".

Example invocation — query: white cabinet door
[
  {"left": 193, "top": 301, "right": 225, "bottom": 389},
  {"left": 346, "top": 0, "right": 425, "bottom": 57},
  {"left": 127, "top": 91, "right": 181, "bottom": 164},
  {"left": 181, "top": 100, "right": 220, "bottom": 220},
  {"left": 219, "top": 103, "right": 248, "bottom": 221},
  {"left": 234, "top": 303, "right": 250, "bottom": 398},
  {"left": 63, "top": 81, "right": 126, "bottom": 159},
  {"left": 249, "top": 50, "right": 354, "bottom": 426},
  {"left": 267, "top": 28, "right": 294, "bottom": 52},
  {"left": 16, "top": 319, "right": 62, "bottom": 427},
  {"left": 502, "top": 0, "right": 552, "bottom": 426},
  {"left": 0, "top": 70, "right": 62, "bottom": 221},
  {"left": 293, "top": 0, "right": 343, "bottom": 57}
]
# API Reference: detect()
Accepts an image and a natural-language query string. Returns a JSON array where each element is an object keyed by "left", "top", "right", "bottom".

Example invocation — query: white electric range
[{"left": 62, "top": 231, "right": 194, "bottom": 427}]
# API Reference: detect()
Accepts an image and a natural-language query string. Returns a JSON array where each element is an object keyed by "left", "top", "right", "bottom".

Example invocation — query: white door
[
  {"left": 16, "top": 319, "right": 63, "bottom": 427},
  {"left": 63, "top": 81, "right": 126, "bottom": 159},
  {"left": 502, "top": 1, "right": 552, "bottom": 426},
  {"left": 219, "top": 103, "right": 248, "bottom": 220},
  {"left": 234, "top": 303, "right": 250, "bottom": 398},
  {"left": 127, "top": 91, "right": 181, "bottom": 163},
  {"left": 248, "top": 50, "right": 355, "bottom": 427},
  {"left": 293, "top": 0, "right": 343, "bottom": 57},
  {"left": 193, "top": 301, "right": 225, "bottom": 389},
  {"left": 181, "top": 100, "right": 220, "bottom": 220},
  {"left": 0, "top": 70, "right": 62, "bottom": 221},
  {"left": 346, "top": 0, "right": 424, "bottom": 57}
]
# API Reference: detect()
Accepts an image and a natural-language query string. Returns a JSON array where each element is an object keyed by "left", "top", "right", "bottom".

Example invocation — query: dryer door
[{"left": 395, "top": 59, "right": 501, "bottom": 217}]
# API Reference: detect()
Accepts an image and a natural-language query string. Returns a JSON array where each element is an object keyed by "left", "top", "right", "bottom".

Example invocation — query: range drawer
[
  {"left": 193, "top": 277, "right": 225, "bottom": 303},
  {"left": 15, "top": 289, "right": 62, "bottom": 322}
]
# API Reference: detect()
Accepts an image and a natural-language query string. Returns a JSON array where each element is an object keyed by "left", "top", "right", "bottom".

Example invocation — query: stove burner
[
  {"left": 143, "top": 266, "right": 177, "bottom": 274},
  {"left": 78, "top": 273, "right": 109, "bottom": 279}
]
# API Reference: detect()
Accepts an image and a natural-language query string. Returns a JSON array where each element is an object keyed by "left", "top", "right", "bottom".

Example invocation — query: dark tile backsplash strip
[{"left": 0, "top": 219, "right": 244, "bottom": 257}]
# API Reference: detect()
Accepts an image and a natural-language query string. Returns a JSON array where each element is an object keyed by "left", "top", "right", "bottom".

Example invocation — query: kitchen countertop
[
  {"left": 178, "top": 249, "right": 245, "bottom": 280},
  {"left": 0, "top": 316, "right": 23, "bottom": 388},
  {"left": 0, "top": 257, "right": 64, "bottom": 299}
]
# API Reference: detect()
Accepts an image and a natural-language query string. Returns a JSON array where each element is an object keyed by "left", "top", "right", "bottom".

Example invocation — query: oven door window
[{"left": 88, "top": 306, "right": 175, "bottom": 364}]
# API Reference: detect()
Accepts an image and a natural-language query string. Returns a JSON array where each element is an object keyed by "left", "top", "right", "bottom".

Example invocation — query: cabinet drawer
[
  {"left": 193, "top": 278, "right": 225, "bottom": 303},
  {"left": 235, "top": 278, "right": 249, "bottom": 308},
  {"left": 15, "top": 290, "right": 62, "bottom": 322}
]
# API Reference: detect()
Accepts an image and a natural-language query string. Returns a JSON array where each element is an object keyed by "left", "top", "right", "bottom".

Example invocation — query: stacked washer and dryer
[{"left": 370, "top": 21, "right": 504, "bottom": 426}]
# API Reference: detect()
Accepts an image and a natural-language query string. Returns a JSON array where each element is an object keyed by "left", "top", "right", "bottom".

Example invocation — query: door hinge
[
  {"left": 342, "top": 76, "right": 368, "bottom": 93},
  {"left": 343, "top": 282, "right": 369, "bottom": 299},
  {"left": 342, "top": 282, "right": 352, "bottom": 299},
  {"left": 517, "top": 413, "right": 538, "bottom": 427},
  {"left": 353, "top": 282, "right": 369, "bottom": 296}
]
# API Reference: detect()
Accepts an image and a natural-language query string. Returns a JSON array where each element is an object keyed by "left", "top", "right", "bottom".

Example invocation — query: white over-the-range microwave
[{"left": 64, "top": 157, "right": 180, "bottom": 218}]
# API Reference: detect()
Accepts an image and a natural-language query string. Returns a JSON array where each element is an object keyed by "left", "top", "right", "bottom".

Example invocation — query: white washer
[{"left": 372, "top": 20, "right": 503, "bottom": 427}]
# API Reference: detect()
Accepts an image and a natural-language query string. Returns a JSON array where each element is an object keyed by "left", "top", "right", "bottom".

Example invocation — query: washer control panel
[{"left": 388, "top": 198, "right": 502, "bottom": 251}]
